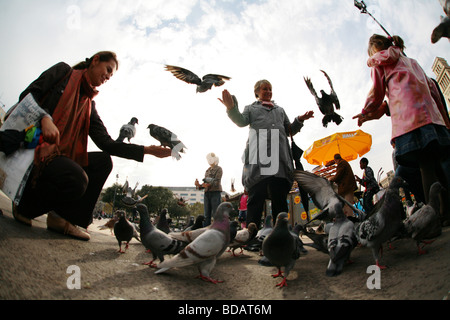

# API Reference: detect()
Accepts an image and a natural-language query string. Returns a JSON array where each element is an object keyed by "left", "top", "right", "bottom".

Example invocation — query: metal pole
[{"left": 354, "top": 0, "right": 392, "bottom": 37}]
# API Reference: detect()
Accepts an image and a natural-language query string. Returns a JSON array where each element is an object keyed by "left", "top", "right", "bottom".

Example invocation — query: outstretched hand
[
  {"left": 144, "top": 145, "right": 173, "bottom": 158},
  {"left": 298, "top": 110, "right": 314, "bottom": 121},
  {"left": 218, "top": 89, "right": 235, "bottom": 111}
]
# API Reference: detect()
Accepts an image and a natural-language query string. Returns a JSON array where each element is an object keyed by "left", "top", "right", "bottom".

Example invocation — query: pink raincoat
[{"left": 362, "top": 46, "right": 448, "bottom": 141}]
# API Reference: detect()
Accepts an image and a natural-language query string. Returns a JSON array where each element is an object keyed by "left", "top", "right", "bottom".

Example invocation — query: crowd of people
[{"left": 0, "top": 32, "right": 449, "bottom": 241}]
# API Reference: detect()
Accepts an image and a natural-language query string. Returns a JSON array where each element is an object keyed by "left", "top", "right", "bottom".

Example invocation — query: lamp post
[{"left": 354, "top": 0, "right": 392, "bottom": 37}]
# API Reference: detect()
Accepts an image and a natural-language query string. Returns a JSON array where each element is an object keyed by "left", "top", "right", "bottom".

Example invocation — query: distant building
[
  {"left": 432, "top": 57, "right": 450, "bottom": 109},
  {"left": 166, "top": 186, "right": 229, "bottom": 205}
]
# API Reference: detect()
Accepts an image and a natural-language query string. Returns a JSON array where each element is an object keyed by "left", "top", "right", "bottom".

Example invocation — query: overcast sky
[{"left": 0, "top": 0, "right": 448, "bottom": 194}]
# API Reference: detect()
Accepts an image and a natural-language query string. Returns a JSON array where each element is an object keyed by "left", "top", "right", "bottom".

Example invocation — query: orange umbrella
[{"left": 303, "top": 130, "right": 372, "bottom": 166}]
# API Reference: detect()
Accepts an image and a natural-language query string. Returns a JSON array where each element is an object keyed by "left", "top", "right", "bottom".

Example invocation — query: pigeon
[
  {"left": 404, "top": 182, "right": 445, "bottom": 255},
  {"left": 431, "top": 15, "right": 450, "bottom": 43},
  {"left": 121, "top": 181, "right": 147, "bottom": 206},
  {"left": 229, "top": 220, "right": 239, "bottom": 243},
  {"left": 431, "top": 0, "right": 450, "bottom": 43},
  {"left": 156, "top": 208, "right": 171, "bottom": 234},
  {"left": 116, "top": 117, "right": 138, "bottom": 143},
  {"left": 228, "top": 222, "right": 258, "bottom": 256},
  {"left": 165, "top": 65, "right": 231, "bottom": 93},
  {"left": 147, "top": 124, "right": 186, "bottom": 160},
  {"left": 326, "top": 207, "right": 357, "bottom": 276},
  {"left": 245, "top": 214, "right": 273, "bottom": 253},
  {"left": 191, "top": 215, "right": 205, "bottom": 230},
  {"left": 183, "top": 216, "right": 195, "bottom": 231},
  {"left": 354, "top": 176, "right": 408, "bottom": 269},
  {"left": 299, "top": 224, "right": 329, "bottom": 254},
  {"left": 293, "top": 170, "right": 365, "bottom": 222},
  {"left": 98, "top": 216, "right": 118, "bottom": 234},
  {"left": 134, "top": 203, "right": 187, "bottom": 268},
  {"left": 155, "top": 202, "right": 233, "bottom": 284},
  {"left": 113, "top": 210, "right": 135, "bottom": 253},
  {"left": 262, "top": 212, "right": 302, "bottom": 288},
  {"left": 304, "top": 70, "right": 343, "bottom": 128}
]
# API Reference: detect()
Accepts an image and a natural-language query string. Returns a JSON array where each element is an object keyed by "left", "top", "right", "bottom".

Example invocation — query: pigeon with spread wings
[
  {"left": 304, "top": 70, "right": 343, "bottom": 128},
  {"left": 165, "top": 65, "right": 231, "bottom": 93}
]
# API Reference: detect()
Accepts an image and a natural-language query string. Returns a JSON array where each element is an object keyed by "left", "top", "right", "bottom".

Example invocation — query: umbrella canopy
[{"left": 303, "top": 130, "right": 372, "bottom": 166}]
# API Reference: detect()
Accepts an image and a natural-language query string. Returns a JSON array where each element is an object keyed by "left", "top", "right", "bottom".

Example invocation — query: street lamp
[{"left": 354, "top": 0, "right": 392, "bottom": 37}]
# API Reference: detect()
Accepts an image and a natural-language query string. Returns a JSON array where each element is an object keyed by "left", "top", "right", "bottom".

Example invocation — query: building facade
[{"left": 432, "top": 57, "right": 450, "bottom": 109}]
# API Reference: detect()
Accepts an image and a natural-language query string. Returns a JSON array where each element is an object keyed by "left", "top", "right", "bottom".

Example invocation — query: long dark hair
[{"left": 73, "top": 51, "right": 119, "bottom": 70}]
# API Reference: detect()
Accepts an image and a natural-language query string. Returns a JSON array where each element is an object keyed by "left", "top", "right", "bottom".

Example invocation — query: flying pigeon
[
  {"left": 431, "top": 0, "right": 450, "bottom": 43},
  {"left": 113, "top": 210, "right": 135, "bottom": 253},
  {"left": 228, "top": 222, "right": 258, "bottom": 256},
  {"left": 293, "top": 170, "right": 365, "bottom": 222},
  {"left": 354, "top": 176, "right": 408, "bottom": 269},
  {"left": 245, "top": 214, "right": 273, "bottom": 253},
  {"left": 155, "top": 202, "right": 233, "bottom": 284},
  {"left": 156, "top": 208, "right": 171, "bottom": 234},
  {"left": 262, "top": 212, "right": 302, "bottom": 288},
  {"left": 326, "top": 208, "right": 357, "bottom": 276},
  {"left": 404, "top": 182, "right": 445, "bottom": 255},
  {"left": 134, "top": 203, "right": 187, "bottom": 268},
  {"left": 147, "top": 124, "right": 186, "bottom": 160},
  {"left": 165, "top": 65, "right": 231, "bottom": 93},
  {"left": 116, "top": 117, "right": 138, "bottom": 143},
  {"left": 304, "top": 70, "right": 343, "bottom": 128}
]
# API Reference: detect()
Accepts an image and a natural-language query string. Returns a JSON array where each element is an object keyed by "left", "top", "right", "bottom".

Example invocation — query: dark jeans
[
  {"left": 18, "top": 152, "right": 112, "bottom": 228},
  {"left": 247, "top": 177, "right": 291, "bottom": 228},
  {"left": 204, "top": 191, "right": 222, "bottom": 227},
  {"left": 363, "top": 188, "right": 379, "bottom": 214}
]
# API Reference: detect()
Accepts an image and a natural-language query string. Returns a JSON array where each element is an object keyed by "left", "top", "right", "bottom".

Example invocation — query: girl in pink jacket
[{"left": 353, "top": 34, "right": 450, "bottom": 224}]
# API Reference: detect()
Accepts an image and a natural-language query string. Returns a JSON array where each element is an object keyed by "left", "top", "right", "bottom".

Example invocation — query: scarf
[{"left": 35, "top": 69, "right": 97, "bottom": 168}]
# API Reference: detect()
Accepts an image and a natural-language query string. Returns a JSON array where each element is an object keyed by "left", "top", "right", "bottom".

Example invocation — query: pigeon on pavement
[
  {"left": 116, "top": 117, "right": 138, "bottom": 143},
  {"left": 165, "top": 64, "right": 231, "bottom": 93},
  {"left": 326, "top": 206, "right": 357, "bottom": 276},
  {"left": 304, "top": 70, "right": 343, "bottom": 127},
  {"left": 245, "top": 214, "right": 273, "bottom": 253},
  {"left": 354, "top": 176, "right": 407, "bottom": 269},
  {"left": 134, "top": 203, "right": 187, "bottom": 268},
  {"left": 262, "top": 212, "right": 302, "bottom": 288},
  {"left": 155, "top": 202, "right": 233, "bottom": 284},
  {"left": 147, "top": 124, "right": 186, "bottom": 160},
  {"left": 229, "top": 220, "right": 239, "bottom": 243},
  {"left": 404, "top": 182, "right": 445, "bottom": 254},
  {"left": 156, "top": 208, "right": 171, "bottom": 234},
  {"left": 293, "top": 170, "right": 365, "bottom": 222},
  {"left": 228, "top": 222, "right": 258, "bottom": 256},
  {"left": 114, "top": 210, "right": 135, "bottom": 253}
]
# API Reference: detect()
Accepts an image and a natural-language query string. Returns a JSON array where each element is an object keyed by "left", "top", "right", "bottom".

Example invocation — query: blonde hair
[
  {"left": 368, "top": 34, "right": 405, "bottom": 56},
  {"left": 254, "top": 79, "right": 272, "bottom": 99}
]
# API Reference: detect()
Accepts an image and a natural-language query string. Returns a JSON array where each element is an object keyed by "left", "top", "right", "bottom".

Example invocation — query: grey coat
[{"left": 227, "top": 99, "right": 304, "bottom": 190}]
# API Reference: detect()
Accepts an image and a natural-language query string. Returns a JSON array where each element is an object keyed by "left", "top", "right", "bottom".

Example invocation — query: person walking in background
[
  {"left": 195, "top": 152, "right": 223, "bottom": 227},
  {"left": 238, "top": 190, "right": 248, "bottom": 229},
  {"left": 353, "top": 34, "right": 450, "bottom": 225},
  {"left": 355, "top": 157, "right": 380, "bottom": 214},
  {"left": 329, "top": 154, "right": 357, "bottom": 217},
  {"left": 9, "top": 51, "right": 172, "bottom": 240}
]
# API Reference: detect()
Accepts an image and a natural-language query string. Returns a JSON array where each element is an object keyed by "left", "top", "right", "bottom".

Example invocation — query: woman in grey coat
[{"left": 219, "top": 80, "right": 314, "bottom": 227}]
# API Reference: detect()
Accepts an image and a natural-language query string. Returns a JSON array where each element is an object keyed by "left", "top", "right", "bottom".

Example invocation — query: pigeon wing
[
  {"left": 293, "top": 170, "right": 335, "bottom": 209},
  {"left": 321, "top": 70, "right": 341, "bottom": 110},
  {"left": 202, "top": 74, "right": 232, "bottom": 87},
  {"left": 165, "top": 65, "right": 202, "bottom": 85}
]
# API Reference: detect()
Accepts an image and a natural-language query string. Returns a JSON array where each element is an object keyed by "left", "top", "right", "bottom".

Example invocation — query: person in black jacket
[{"left": 12, "top": 51, "right": 171, "bottom": 240}]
